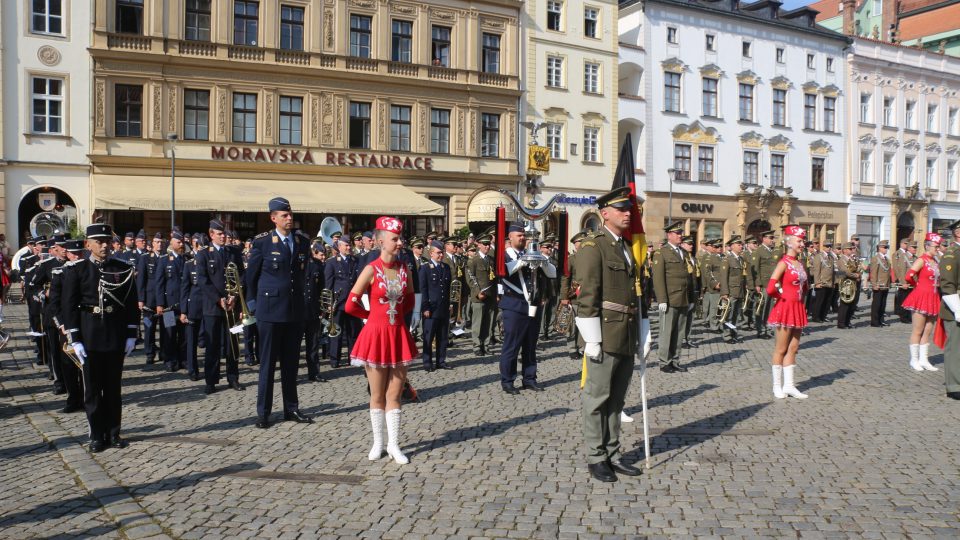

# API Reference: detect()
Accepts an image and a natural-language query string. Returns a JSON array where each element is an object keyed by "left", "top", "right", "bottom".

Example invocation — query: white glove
[
  {"left": 124, "top": 338, "right": 136, "bottom": 356},
  {"left": 640, "top": 318, "right": 652, "bottom": 359},
  {"left": 658, "top": 303, "right": 667, "bottom": 313},
  {"left": 409, "top": 310, "right": 421, "bottom": 332},
  {"left": 942, "top": 294, "right": 960, "bottom": 320},
  {"left": 584, "top": 342, "right": 601, "bottom": 358},
  {"left": 72, "top": 342, "right": 87, "bottom": 365}
]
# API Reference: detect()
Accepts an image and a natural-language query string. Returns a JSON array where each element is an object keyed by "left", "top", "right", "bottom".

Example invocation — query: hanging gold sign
[{"left": 527, "top": 145, "right": 550, "bottom": 174}]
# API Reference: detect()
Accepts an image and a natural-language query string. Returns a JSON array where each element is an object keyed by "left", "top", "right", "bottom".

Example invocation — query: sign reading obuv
[{"left": 211, "top": 145, "right": 434, "bottom": 171}]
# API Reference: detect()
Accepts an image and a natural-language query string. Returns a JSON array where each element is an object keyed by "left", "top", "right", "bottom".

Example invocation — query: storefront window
[
  {"left": 932, "top": 219, "right": 953, "bottom": 235},
  {"left": 704, "top": 221, "right": 722, "bottom": 241},
  {"left": 856, "top": 216, "right": 881, "bottom": 258}
]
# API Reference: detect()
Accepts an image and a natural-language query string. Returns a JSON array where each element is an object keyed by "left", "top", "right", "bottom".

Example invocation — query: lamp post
[
  {"left": 167, "top": 133, "right": 178, "bottom": 232},
  {"left": 667, "top": 168, "right": 676, "bottom": 223}
]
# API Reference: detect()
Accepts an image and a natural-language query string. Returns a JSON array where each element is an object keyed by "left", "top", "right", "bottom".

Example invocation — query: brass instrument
[
  {"left": 63, "top": 340, "right": 82, "bottom": 370},
  {"left": 839, "top": 277, "right": 857, "bottom": 304},
  {"left": 450, "top": 278, "right": 465, "bottom": 335},
  {"left": 319, "top": 289, "right": 341, "bottom": 337},
  {"left": 695, "top": 292, "right": 704, "bottom": 320},
  {"left": 225, "top": 262, "right": 256, "bottom": 327},
  {"left": 755, "top": 290, "right": 766, "bottom": 317},
  {"left": 717, "top": 296, "right": 731, "bottom": 325},
  {"left": 552, "top": 302, "right": 574, "bottom": 336},
  {"left": 223, "top": 262, "right": 245, "bottom": 360}
]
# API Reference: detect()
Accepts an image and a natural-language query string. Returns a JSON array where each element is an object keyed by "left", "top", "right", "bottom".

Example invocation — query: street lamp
[
  {"left": 166, "top": 133, "right": 178, "bottom": 232},
  {"left": 667, "top": 168, "right": 676, "bottom": 223}
]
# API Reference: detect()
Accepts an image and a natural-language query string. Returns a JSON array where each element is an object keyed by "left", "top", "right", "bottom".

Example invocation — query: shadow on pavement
[
  {"left": 406, "top": 407, "right": 572, "bottom": 457},
  {"left": 796, "top": 368, "right": 854, "bottom": 392},
  {"left": 625, "top": 383, "right": 719, "bottom": 417}
]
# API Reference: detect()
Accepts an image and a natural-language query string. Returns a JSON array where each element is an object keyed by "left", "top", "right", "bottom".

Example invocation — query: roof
[
  {"left": 898, "top": 0, "right": 955, "bottom": 14},
  {"left": 898, "top": 3, "right": 960, "bottom": 41}
]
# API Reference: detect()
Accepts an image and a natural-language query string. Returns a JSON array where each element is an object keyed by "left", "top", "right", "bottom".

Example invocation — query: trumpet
[
  {"left": 223, "top": 262, "right": 246, "bottom": 360},
  {"left": 717, "top": 296, "right": 737, "bottom": 332},
  {"left": 755, "top": 290, "right": 766, "bottom": 317},
  {"left": 319, "top": 289, "right": 341, "bottom": 337}
]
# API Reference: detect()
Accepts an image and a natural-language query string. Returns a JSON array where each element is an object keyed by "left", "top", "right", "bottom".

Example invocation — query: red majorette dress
[
  {"left": 766, "top": 255, "right": 808, "bottom": 329},
  {"left": 347, "top": 258, "right": 419, "bottom": 368},
  {"left": 902, "top": 254, "right": 941, "bottom": 317}
]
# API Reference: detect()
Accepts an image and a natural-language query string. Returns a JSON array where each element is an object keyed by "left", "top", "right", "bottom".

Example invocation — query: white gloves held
[
  {"left": 584, "top": 342, "right": 601, "bottom": 358},
  {"left": 658, "top": 303, "right": 668, "bottom": 313},
  {"left": 72, "top": 342, "right": 87, "bottom": 365},
  {"left": 124, "top": 338, "right": 136, "bottom": 356}
]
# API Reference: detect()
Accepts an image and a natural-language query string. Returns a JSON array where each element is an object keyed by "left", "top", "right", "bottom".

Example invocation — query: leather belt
[
  {"left": 82, "top": 305, "right": 114, "bottom": 314},
  {"left": 602, "top": 301, "right": 637, "bottom": 315}
]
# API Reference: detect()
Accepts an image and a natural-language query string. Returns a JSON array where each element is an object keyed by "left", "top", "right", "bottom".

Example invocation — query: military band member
[
  {"left": 652, "top": 221, "right": 692, "bottom": 372},
  {"left": 61, "top": 224, "right": 139, "bottom": 453},
  {"left": 303, "top": 238, "right": 328, "bottom": 383},
  {"left": 136, "top": 234, "right": 165, "bottom": 364},
  {"left": 53, "top": 240, "right": 85, "bottom": 412},
  {"left": 719, "top": 236, "right": 746, "bottom": 344},
  {"left": 154, "top": 232, "right": 188, "bottom": 372},
  {"left": 325, "top": 237, "right": 360, "bottom": 368},
  {"left": 351, "top": 231, "right": 364, "bottom": 255},
  {"left": 32, "top": 234, "right": 68, "bottom": 392},
  {"left": 893, "top": 239, "right": 913, "bottom": 323},
  {"left": 868, "top": 240, "right": 892, "bottom": 327},
  {"left": 420, "top": 241, "right": 453, "bottom": 371},
  {"left": 804, "top": 241, "right": 819, "bottom": 314},
  {"left": 467, "top": 234, "right": 497, "bottom": 356},
  {"left": 22, "top": 236, "right": 45, "bottom": 365},
  {"left": 180, "top": 247, "right": 203, "bottom": 381},
  {"left": 539, "top": 238, "right": 560, "bottom": 339},
  {"left": 836, "top": 243, "right": 860, "bottom": 329},
  {"left": 809, "top": 240, "right": 833, "bottom": 323},
  {"left": 561, "top": 232, "right": 585, "bottom": 359},
  {"left": 575, "top": 187, "right": 642, "bottom": 483},
  {"left": 680, "top": 236, "right": 699, "bottom": 349},
  {"left": 702, "top": 239, "right": 724, "bottom": 334},
  {"left": 442, "top": 237, "right": 466, "bottom": 332},
  {"left": 752, "top": 231, "right": 777, "bottom": 338},
  {"left": 741, "top": 237, "right": 759, "bottom": 330},
  {"left": 937, "top": 220, "right": 960, "bottom": 400}
]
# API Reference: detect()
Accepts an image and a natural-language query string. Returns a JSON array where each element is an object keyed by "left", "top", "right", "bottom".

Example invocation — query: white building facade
[
  {"left": 624, "top": 0, "right": 849, "bottom": 245},
  {"left": 1, "top": 0, "right": 91, "bottom": 246},
  {"left": 848, "top": 38, "right": 960, "bottom": 253}
]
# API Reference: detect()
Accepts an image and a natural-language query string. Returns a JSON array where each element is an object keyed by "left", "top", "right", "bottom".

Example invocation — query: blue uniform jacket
[
  {"left": 498, "top": 249, "right": 546, "bottom": 315},
  {"left": 194, "top": 244, "right": 245, "bottom": 318},
  {"left": 136, "top": 252, "right": 161, "bottom": 307},
  {"left": 180, "top": 257, "right": 203, "bottom": 320},
  {"left": 419, "top": 260, "right": 452, "bottom": 318},
  {"left": 323, "top": 253, "right": 359, "bottom": 311},
  {"left": 154, "top": 252, "right": 185, "bottom": 311},
  {"left": 245, "top": 230, "right": 309, "bottom": 323},
  {"left": 304, "top": 258, "right": 325, "bottom": 319}
]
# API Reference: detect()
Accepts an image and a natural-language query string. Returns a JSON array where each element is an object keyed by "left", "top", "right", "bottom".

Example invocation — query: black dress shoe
[
  {"left": 588, "top": 461, "right": 617, "bottom": 482},
  {"left": 309, "top": 374, "right": 328, "bottom": 383},
  {"left": 570, "top": 350, "right": 582, "bottom": 359},
  {"left": 229, "top": 380, "right": 244, "bottom": 391},
  {"left": 329, "top": 361, "right": 340, "bottom": 369},
  {"left": 502, "top": 385, "right": 520, "bottom": 395},
  {"left": 110, "top": 436, "right": 129, "bottom": 449},
  {"left": 146, "top": 357, "right": 155, "bottom": 365},
  {"left": 255, "top": 416, "right": 271, "bottom": 429},
  {"left": 284, "top": 410, "right": 313, "bottom": 423},
  {"left": 947, "top": 391, "right": 960, "bottom": 400},
  {"left": 189, "top": 373, "right": 200, "bottom": 381},
  {"left": 53, "top": 387, "right": 66, "bottom": 395},
  {"left": 660, "top": 363, "right": 678, "bottom": 373},
  {"left": 89, "top": 440, "right": 107, "bottom": 453},
  {"left": 609, "top": 459, "right": 642, "bottom": 476},
  {"left": 671, "top": 363, "right": 689, "bottom": 372},
  {"left": 424, "top": 365, "right": 435, "bottom": 373},
  {"left": 204, "top": 385, "right": 217, "bottom": 395},
  {"left": 479, "top": 347, "right": 487, "bottom": 356},
  {"left": 438, "top": 364, "right": 454, "bottom": 370},
  {"left": 522, "top": 383, "right": 545, "bottom": 392},
  {"left": 60, "top": 404, "right": 83, "bottom": 414},
  {"left": 757, "top": 333, "right": 772, "bottom": 340}
]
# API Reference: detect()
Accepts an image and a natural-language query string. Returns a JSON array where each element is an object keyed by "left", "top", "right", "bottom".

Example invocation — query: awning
[{"left": 93, "top": 175, "right": 444, "bottom": 216}]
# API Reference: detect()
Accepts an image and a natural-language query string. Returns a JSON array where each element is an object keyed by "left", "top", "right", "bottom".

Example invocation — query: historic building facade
[{"left": 89, "top": 0, "right": 522, "bottom": 239}]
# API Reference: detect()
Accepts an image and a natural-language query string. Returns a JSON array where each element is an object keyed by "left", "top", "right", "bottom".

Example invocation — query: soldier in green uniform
[
  {"left": 752, "top": 230, "right": 777, "bottom": 339},
  {"left": 741, "top": 237, "right": 758, "bottom": 330},
  {"left": 719, "top": 236, "right": 746, "bottom": 344},
  {"left": 680, "top": 236, "right": 699, "bottom": 349},
  {"left": 868, "top": 240, "right": 892, "bottom": 327},
  {"left": 574, "top": 187, "right": 642, "bottom": 482},
  {"left": 561, "top": 232, "right": 586, "bottom": 359},
  {"left": 702, "top": 239, "right": 723, "bottom": 334},
  {"left": 652, "top": 221, "right": 691, "bottom": 373},
  {"left": 938, "top": 221, "right": 960, "bottom": 400},
  {"left": 892, "top": 238, "right": 913, "bottom": 323},
  {"left": 539, "top": 237, "right": 560, "bottom": 339},
  {"left": 466, "top": 234, "right": 497, "bottom": 356}
]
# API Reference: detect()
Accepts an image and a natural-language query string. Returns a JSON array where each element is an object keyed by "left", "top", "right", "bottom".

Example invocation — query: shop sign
[
  {"left": 211, "top": 146, "right": 434, "bottom": 171},
  {"left": 680, "top": 202, "right": 714, "bottom": 214},
  {"left": 806, "top": 211, "right": 834, "bottom": 220},
  {"left": 527, "top": 145, "right": 550, "bottom": 174},
  {"left": 557, "top": 195, "right": 597, "bottom": 206}
]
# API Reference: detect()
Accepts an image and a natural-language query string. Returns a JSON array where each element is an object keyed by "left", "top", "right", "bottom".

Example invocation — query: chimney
[
  {"left": 882, "top": 0, "right": 897, "bottom": 42},
  {"left": 842, "top": 0, "right": 856, "bottom": 35}
]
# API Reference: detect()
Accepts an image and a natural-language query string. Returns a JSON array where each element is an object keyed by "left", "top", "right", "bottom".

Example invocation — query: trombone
[
  {"left": 224, "top": 262, "right": 254, "bottom": 360},
  {"left": 450, "top": 278, "right": 465, "bottom": 336},
  {"left": 319, "top": 289, "right": 341, "bottom": 337}
]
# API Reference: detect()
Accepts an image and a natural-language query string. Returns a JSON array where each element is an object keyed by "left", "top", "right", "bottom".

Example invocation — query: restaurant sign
[{"left": 211, "top": 146, "right": 434, "bottom": 171}]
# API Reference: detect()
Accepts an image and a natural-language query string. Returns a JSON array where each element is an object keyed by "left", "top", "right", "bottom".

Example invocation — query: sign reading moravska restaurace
[{"left": 211, "top": 145, "right": 434, "bottom": 170}]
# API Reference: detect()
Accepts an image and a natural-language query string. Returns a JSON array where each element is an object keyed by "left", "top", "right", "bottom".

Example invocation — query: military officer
[
  {"left": 701, "top": 239, "right": 723, "bottom": 334},
  {"left": 751, "top": 230, "right": 777, "bottom": 338},
  {"left": 868, "top": 240, "right": 893, "bottom": 327},
  {"left": 324, "top": 236, "right": 360, "bottom": 368},
  {"left": 136, "top": 234, "right": 165, "bottom": 364},
  {"left": 538, "top": 238, "right": 560, "bottom": 339},
  {"left": 32, "top": 234, "right": 68, "bottom": 392},
  {"left": 61, "top": 224, "right": 139, "bottom": 453},
  {"left": 679, "top": 236, "right": 699, "bottom": 349},
  {"left": 719, "top": 236, "right": 746, "bottom": 344},
  {"left": 179, "top": 247, "right": 203, "bottom": 381},
  {"left": 246, "top": 197, "right": 313, "bottom": 428},
  {"left": 893, "top": 240, "right": 916, "bottom": 323},
  {"left": 303, "top": 238, "right": 329, "bottom": 383},
  {"left": 835, "top": 242, "right": 859, "bottom": 329},
  {"left": 154, "top": 232, "right": 187, "bottom": 372},
  {"left": 351, "top": 231, "right": 364, "bottom": 255},
  {"left": 652, "top": 221, "right": 692, "bottom": 372},
  {"left": 811, "top": 241, "right": 836, "bottom": 323},
  {"left": 466, "top": 233, "right": 497, "bottom": 356},
  {"left": 741, "top": 237, "right": 759, "bottom": 330},
  {"left": 938, "top": 221, "right": 960, "bottom": 400},
  {"left": 560, "top": 232, "right": 585, "bottom": 358},
  {"left": 22, "top": 236, "right": 45, "bottom": 366},
  {"left": 574, "top": 187, "right": 642, "bottom": 483},
  {"left": 420, "top": 241, "right": 453, "bottom": 371},
  {"left": 52, "top": 240, "right": 85, "bottom": 412}
]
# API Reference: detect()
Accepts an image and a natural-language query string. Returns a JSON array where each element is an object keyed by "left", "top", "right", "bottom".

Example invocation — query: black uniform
[
  {"left": 303, "top": 255, "right": 326, "bottom": 380},
  {"left": 180, "top": 255, "right": 203, "bottom": 379},
  {"left": 30, "top": 256, "right": 64, "bottom": 387},
  {"left": 136, "top": 251, "right": 163, "bottom": 363},
  {"left": 195, "top": 244, "right": 245, "bottom": 391},
  {"left": 155, "top": 251, "right": 187, "bottom": 371},
  {"left": 49, "top": 262, "right": 83, "bottom": 410}
]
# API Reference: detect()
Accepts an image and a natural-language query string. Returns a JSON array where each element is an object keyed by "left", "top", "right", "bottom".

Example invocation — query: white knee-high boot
[
  {"left": 918, "top": 344, "right": 938, "bottom": 371},
  {"left": 385, "top": 409, "right": 409, "bottom": 465},
  {"left": 368, "top": 409, "right": 385, "bottom": 461},
  {"left": 909, "top": 344, "right": 922, "bottom": 371},
  {"left": 772, "top": 365, "right": 785, "bottom": 399},
  {"left": 781, "top": 365, "right": 808, "bottom": 399}
]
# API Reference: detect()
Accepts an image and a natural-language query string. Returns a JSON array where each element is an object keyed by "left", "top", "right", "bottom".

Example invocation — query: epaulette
[
  {"left": 52, "top": 268, "right": 63, "bottom": 275},
  {"left": 254, "top": 231, "right": 271, "bottom": 240},
  {"left": 63, "top": 259, "right": 83, "bottom": 267}
]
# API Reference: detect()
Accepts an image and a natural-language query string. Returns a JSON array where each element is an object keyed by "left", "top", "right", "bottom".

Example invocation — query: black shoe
[
  {"left": 671, "top": 363, "right": 689, "bottom": 373},
  {"left": 110, "top": 436, "right": 129, "bottom": 449},
  {"left": 947, "top": 391, "right": 960, "bottom": 400},
  {"left": 166, "top": 365, "right": 177, "bottom": 373},
  {"left": 329, "top": 360, "right": 340, "bottom": 369},
  {"left": 189, "top": 373, "right": 200, "bottom": 381},
  {"left": 204, "top": 385, "right": 217, "bottom": 395},
  {"left": 501, "top": 385, "right": 520, "bottom": 395},
  {"left": 89, "top": 440, "right": 107, "bottom": 453},
  {"left": 53, "top": 386, "right": 66, "bottom": 395},
  {"left": 522, "top": 382, "right": 545, "bottom": 392},
  {"left": 424, "top": 365, "right": 435, "bottom": 373},
  {"left": 437, "top": 364, "right": 454, "bottom": 370},
  {"left": 255, "top": 416, "right": 271, "bottom": 429},
  {"left": 660, "top": 363, "right": 678, "bottom": 373},
  {"left": 146, "top": 357, "right": 156, "bottom": 365},
  {"left": 723, "top": 337, "right": 739, "bottom": 344},
  {"left": 284, "top": 410, "right": 313, "bottom": 423},
  {"left": 588, "top": 461, "right": 617, "bottom": 482},
  {"left": 309, "top": 374, "right": 328, "bottom": 383},
  {"left": 757, "top": 333, "right": 772, "bottom": 340},
  {"left": 608, "top": 459, "right": 642, "bottom": 477},
  {"left": 60, "top": 404, "right": 83, "bottom": 414},
  {"left": 569, "top": 350, "right": 581, "bottom": 359},
  {"left": 229, "top": 380, "right": 244, "bottom": 391},
  {"left": 682, "top": 339, "right": 699, "bottom": 349}
]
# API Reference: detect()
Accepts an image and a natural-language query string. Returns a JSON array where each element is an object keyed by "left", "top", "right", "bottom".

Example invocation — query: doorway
[{"left": 896, "top": 211, "right": 915, "bottom": 245}]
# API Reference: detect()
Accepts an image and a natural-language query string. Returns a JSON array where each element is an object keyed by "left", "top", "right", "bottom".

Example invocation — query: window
[
  {"left": 183, "top": 89, "right": 209, "bottom": 141},
  {"left": 31, "top": 77, "right": 64, "bottom": 135},
  {"left": 350, "top": 15, "right": 372, "bottom": 58},
  {"left": 674, "top": 144, "right": 691, "bottom": 181},
  {"left": 927, "top": 104, "right": 938, "bottom": 132},
  {"left": 666, "top": 27, "right": 677, "bottom": 44},
  {"left": 349, "top": 102, "right": 371, "bottom": 149},
  {"left": 702, "top": 78, "right": 718, "bottom": 117},
  {"left": 773, "top": 89, "right": 787, "bottom": 126},
  {"left": 905, "top": 156, "right": 916, "bottom": 186},
  {"left": 547, "top": 56, "right": 563, "bottom": 88},
  {"left": 857, "top": 216, "right": 881, "bottom": 257},
  {"left": 583, "top": 8, "right": 598, "bottom": 38},
  {"left": 948, "top": 160, "right": 958, "bottom": 191},
  {"left": 232, "top": 93, "right": 257, "bottom": 143},
  {"left": 705, "top": 34, "right": 715, "bottom": 51},
  {"left": 860, "top": 151, "right": 872, "bottom": 183},
  {"left": 116, "top": 0, "right": 144, "bottom": 34},
  {"left": 430, "top": 109, "right": 450, "bottom": 154},
  {"left": 583, "top": 127, "right": 599, "bottom": 162},
  {"left": 31, "top": 0, "right": 63, "bottom": 35},
  {"left": 234, "top": 0, "right": 259, "bottom": 46},
  {"left": 776, "top": 47, "right": 785, "bottom": 63},
  {"left": 481, "top": 113, "right": 500, "bottom": 157},
  {"left": 812, "top": 157, "right": 825, "bottom": 190},
  {"left": 770, "top": 154, "right": 785, "bottom": 187},
  {"left": 392, "top": 20, "right": 413, "bottom": 63},
  {"left": 827, "top": 57, "right": 834, "bottom": 72},
  {"left": 743, "top": 151, "right": 759, "bottom": 185},
  {"left": 432, "top": 26, "right": 450, "bottom": 66},
  {"left": 185, "top": 0, "right": 212, "bottom": 41},
  {"left": 279, "top": 96, "right": 302, "bottom": 145},
  {"left": 949, "top": 107, "right": 959, "bottom": 136},
  {"left": 482, "top": 34, "right": 500, "bottom": 73},
  {"left": 905, "top": 100, "right": 916, "bottom": 129},
  {"left": 804, "top": 94, "right": 816, "bottom": 130},
  {"left": 698, "top": 147, "right": 715, "bottom": 182},
  {"left": 824, "top": 96, "right": 836, "bottom": 132},
  {"left": 860, "top": 93, "right": 871, "bottom": 123},
  {"left": 664, "top": 72, "right": 681, "bottom": 113},
  {"left": 926, "top": 158, "right": 936, "bottom": 188},
  {"left": 584, "top": 62, "right": 600, "bottom": 94},
  {"left": 806, "top": 53, "right": 815, "bottom": 69},
  {"left": 883, "top": 153, "right": 894, "bottom": 185},
  {"left": 115, "top": 84, "right": 143, "bottom": 137},
  {"left": 742, "top": 40, "right": 751, "bottom": 57},
  {"left": 739, "top": 83, "right": 754, "bottom": 121},
  {"left": 390, "top": 105, "right": 411, "bottom": 151},
  {"left": 883, "top": 96, "right": 894, "bottom": 126},
  {"left": 547, "top": 1, "right": 562, "bottom": 31},
  {"left": 546, "top": 123, "right": 562, "bottom": 159},
  {"left": 280, "top": 5, "right": 304, "bottom": 51}
]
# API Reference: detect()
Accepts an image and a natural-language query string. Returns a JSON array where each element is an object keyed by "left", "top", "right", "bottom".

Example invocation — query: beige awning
[{"left": 93, "top": 175, "right": 444, "bottom": 216}]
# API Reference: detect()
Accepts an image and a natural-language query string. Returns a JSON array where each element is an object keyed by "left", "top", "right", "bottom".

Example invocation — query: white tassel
[
  {"left": 368, "top": 409, "right": 385, "bottom": 461},
  {"left": 385, "top": 409, "right": 409, "bottom": 465}
]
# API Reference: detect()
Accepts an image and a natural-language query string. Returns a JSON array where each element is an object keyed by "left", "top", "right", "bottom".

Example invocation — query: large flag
[{"left": 611, "top": 133, "right": 646, "bottom": 293}]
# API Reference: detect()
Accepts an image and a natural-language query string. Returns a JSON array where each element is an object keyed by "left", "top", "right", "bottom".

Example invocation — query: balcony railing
[
  {"left": 179, "top": 40, "right": 216, "bottom": 57},
  {"left": 387, "top": 62, "right": 419, "bottom": 77},
  {"left": 277, "top": 50, "right": 311, "bottom": 65},
  {"left": 478, "top": 73, "right": 509, "bottom": 87},
  {"left": 346, "top": 57, "right": 378, "bottom": 72},
  {"left": 228, "top": 45, "right": 265, "bottom": 61},
  {"left": 107, "top": 33, "right": 151, "bottom": 51}
]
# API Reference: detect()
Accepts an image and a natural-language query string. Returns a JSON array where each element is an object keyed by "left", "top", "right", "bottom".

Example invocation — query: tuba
[
  {"left": 319, "top": 289, "right": 341, "bottom": 337},
  {"left": 318, "top": 217, "right": 342, "bottom": 247},
  {"left": 839, "top": 277, "right": 857, "bottom": 304},
  {"left": 552, "top": 302, "right": 574, "bottom": 336}
]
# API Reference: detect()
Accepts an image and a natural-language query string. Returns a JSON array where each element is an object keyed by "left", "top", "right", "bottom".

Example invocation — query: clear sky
[{"left": 778, "top": 0, "right": 817, "bottom": 9}]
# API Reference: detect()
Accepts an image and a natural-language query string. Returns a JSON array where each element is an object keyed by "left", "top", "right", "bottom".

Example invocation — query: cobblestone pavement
[{"left": 2, "top": 298, "right": 959, "bottom": 539}]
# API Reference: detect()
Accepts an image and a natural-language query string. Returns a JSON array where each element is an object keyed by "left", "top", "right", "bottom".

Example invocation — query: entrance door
[
  {"left": 747, "top": 219, "right": 771, "bottom": 240},
  {"left": 896, "top": 211, "right": 915, "bottom": 245}
]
